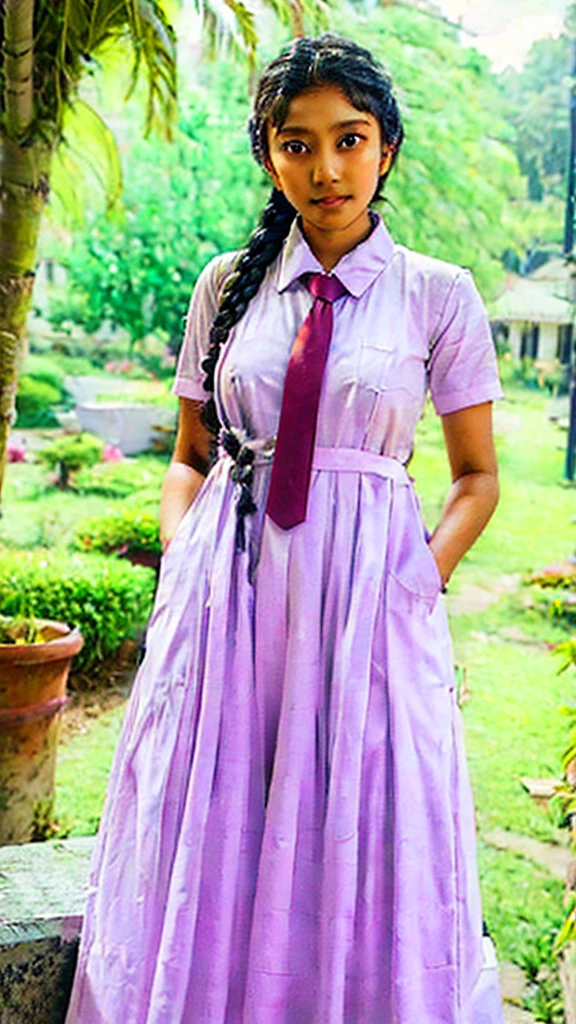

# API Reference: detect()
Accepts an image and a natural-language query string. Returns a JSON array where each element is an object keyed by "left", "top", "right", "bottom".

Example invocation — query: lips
[{"left": 312, "top": 195, "right": 350, "bottom": 208}]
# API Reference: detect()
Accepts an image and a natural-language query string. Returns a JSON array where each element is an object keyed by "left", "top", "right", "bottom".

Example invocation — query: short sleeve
[
  {"left": 172, "top": 252, "right": 237, "bottom": 401},
  {"left": 427, "top": 270, "right": 504, "bottom": 416}
]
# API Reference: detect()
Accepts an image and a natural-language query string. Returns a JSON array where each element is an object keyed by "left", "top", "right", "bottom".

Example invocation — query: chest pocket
[{"left": 357, "top": 336, "right": 426, "bottom": 399}]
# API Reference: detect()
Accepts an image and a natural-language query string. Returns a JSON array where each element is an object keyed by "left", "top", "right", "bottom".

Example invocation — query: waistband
[
  {"left": 219, "top": 429, "right": 411, "bottom": 556},
  {"left": 219, "top": 429, "right": 409, "bottom": 484},
  {"left": 312, "top": 447, "right": 410, "bottom": 484},
  {"left": 217, "top": 428, "right": 405, "bottom": 483}
]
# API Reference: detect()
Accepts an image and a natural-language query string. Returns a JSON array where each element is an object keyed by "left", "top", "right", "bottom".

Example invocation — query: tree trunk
[
  {"left": 0, "top": 0, "right": 56, "bottom": 504},
  {"left": 0, "top": 135, "right": 54, "bottom": 503}
]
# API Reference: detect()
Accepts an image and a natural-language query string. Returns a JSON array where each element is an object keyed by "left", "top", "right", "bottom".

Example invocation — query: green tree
[
  {"left": 0, "top": 0, "right": 177, "bottom": 504},
  {"left": 0, "top": 0, "right": 327, "bottom": 504},
  {"left": 340, "top": 5, "right": 524, "bottom": 295},
  {"left": 498, "top": 34, "right": 570, "bottom": 203},
  {"left": 48, "top": 65, "right": 268, "bottom": 356}
]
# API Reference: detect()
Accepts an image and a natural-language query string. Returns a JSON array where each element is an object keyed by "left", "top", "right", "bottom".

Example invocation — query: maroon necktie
[{"left": 266, "top": 272, "right": 347, "bottom": 529}]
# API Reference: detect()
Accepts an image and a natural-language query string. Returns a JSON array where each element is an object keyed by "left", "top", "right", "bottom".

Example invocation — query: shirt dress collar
[{"left": 275, "top": 212, "right": 396, "bottom": 299}]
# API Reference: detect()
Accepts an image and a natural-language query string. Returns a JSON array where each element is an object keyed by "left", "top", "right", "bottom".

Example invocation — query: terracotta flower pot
[{"left": 0, "top": 621, "right": 83, "bottom": 845}]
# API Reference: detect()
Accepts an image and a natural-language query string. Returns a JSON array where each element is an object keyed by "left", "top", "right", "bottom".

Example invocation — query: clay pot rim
[{"left": 0, "top": 620, "right": 84, "bottom": 664}]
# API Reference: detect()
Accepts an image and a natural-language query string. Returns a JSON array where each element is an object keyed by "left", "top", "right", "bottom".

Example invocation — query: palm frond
[
  {"left": 198, "top": 0, "right": 255, "bottom": 68},
  {"left": 49, "top": 97, "right": 123, "bottom": 229},
  {"left": 0, "top": 1, "right": 177, "bottom": 143},
  {"left": 123, "top": 0, "right": 178, "bottom": 135},
  {"left": 223, "top": 0, "right": 257, "bottom": 62}
]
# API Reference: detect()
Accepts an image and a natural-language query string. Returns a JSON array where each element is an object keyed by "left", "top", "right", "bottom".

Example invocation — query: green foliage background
[
  {"left": 344, "top": 7, "right": 523, "bottom": 294},
  {"left": 47, "top": 3, "right": 540, "bottom": 349},
  {"left": 496, "top": 30, "right": 570, "bottom": 262},
  {"left": 0, "top": 549, "right": 155, "bottom": 672},
  {"left": 49, "top": 63, "right": 268, "bottom": 353}
]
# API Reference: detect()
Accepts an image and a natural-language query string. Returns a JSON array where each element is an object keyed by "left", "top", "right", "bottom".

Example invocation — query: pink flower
[
  {"left": 7, "top": 438, "right": 26, "bottom": 462},
  {"left": 102, "top": 443, "right": 124, "bottom": 462}
]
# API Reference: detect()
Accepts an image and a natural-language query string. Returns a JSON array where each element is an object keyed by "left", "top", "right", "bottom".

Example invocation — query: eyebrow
[{"left": 275, "top": 118, "right": 373, "bottom": 136}]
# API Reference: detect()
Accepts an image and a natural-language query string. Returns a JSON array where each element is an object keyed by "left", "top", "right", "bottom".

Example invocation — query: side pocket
[{"left": 387, "top": 484, "right": 443, "bottom": 602}]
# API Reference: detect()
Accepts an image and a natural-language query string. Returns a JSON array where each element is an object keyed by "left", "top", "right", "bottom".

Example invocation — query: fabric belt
[
  {"left": 219, "top": 428, "right": 411, "bottom": 551},
  {"left": 311, "top": 447, "right": 410, "bottom": 484}
]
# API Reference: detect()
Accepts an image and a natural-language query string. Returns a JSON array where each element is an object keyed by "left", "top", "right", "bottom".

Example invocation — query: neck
[{"left": 299, "top": 210, "right": 376, "bottom": 271}]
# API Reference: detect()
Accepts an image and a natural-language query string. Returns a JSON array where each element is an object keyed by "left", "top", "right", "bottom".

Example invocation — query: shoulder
[
  {"left": 391, "top": 244, "right": 483, "bottom": 342},
  {"left": 393, "top": 243, "right": 468, "bottom": 294},
  {"left": 194, "top": 250, "right": 240, "bottom": 305}
]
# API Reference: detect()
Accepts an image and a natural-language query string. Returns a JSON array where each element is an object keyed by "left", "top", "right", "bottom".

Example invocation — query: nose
[{"left": 311, "top": 145, "right": 340, "bottom": 186}]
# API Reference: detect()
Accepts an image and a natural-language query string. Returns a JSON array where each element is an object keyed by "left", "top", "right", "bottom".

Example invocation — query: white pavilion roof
[{"left": 493, "top": 271, "right": 573, "bottom": 325}]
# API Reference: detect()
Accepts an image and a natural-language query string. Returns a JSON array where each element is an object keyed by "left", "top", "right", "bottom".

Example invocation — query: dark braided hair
[
  {"left": 249, "top": 34, "right": 404, "bottom": 202},
  {"left": 200, "top": 188, "right": 295, "bottom": 437},
  {"left": 201, "top": 34, "right": 404, "bottom": 549}
]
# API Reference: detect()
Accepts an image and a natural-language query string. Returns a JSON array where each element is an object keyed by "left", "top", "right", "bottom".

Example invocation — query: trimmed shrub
[
  {"left": 15, "top": 376, "right": 61, "bottom": 427},
  {"left": 22, "top": 355, "right": 67, "bottom": 394},
  {"left": 39, "top": 433, "right": 103, "bottom": 488},
  {"left": 15, "top": 355, "right": 74, "bottom": 427},
  {"left": 74, "top": 508, "right": 161, "bottom": 557},
  {"left": 0, "top": 549, "right": 156, "bottom": 674},
  {"left": 76, "top": 458, "right": 164, "bottom": 498}
]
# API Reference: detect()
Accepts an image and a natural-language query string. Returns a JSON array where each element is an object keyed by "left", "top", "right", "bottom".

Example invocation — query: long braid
[
  {"left": 200, "top": 189, "right": 295, "bottom": 550},
  {"left": 200, "top": 188, "right": 295, "bottom": 436}
]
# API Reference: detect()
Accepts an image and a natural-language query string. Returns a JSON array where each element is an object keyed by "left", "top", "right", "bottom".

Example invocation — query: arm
[
  {"left": 427, "top": 401, "right": 499, "bottom": 587},
  {"left": 159, "top": 398, "right": 213, "bottom": 552}
]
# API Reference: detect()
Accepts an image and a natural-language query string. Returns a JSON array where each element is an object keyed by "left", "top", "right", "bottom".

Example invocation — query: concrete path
[
  {"left": 500, "top": 961, "right": 536, "bottom": 1023},
  {"left": 485, "top": 827, "right": 572, "bottom": 882}
]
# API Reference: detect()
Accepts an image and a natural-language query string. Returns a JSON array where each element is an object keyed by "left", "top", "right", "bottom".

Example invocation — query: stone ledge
[{"left": 0, "top": 837, "right": 94, "bottom": 1024}]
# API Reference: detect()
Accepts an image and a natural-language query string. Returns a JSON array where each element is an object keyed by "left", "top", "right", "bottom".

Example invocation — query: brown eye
[
  {"left": 282, "top": 140, "right": 308, "bottom": 154},
  {"left": 339, "top": 133, "right": 363, "bottom": 149}
]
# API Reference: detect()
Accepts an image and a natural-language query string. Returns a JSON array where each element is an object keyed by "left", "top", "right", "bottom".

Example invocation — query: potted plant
[{"left": 0, "top": 615, "right": 83, "bottom": 845}]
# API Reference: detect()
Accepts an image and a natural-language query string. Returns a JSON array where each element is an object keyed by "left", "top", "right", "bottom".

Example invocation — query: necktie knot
[{"left": 307, "top": 272, "right": 347, "bottom": 304}]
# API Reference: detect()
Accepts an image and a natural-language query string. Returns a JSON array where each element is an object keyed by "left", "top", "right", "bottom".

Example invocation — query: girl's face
[{"left": 265, "top": 84, "right": 393, "bottom": 267}]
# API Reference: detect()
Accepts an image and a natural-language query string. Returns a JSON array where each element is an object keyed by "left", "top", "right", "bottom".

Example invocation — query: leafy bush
[
  {"left": 535, "top": 591, "right": 576, "bottom": 627},
  {"left": 22, "top": 355, "right": 67, "bottom": 394},
  {"left": 76, "top": 458, "right": 164, "bottom": 498},
  {"left": 15, "top": 355, "right": 74, "bottom": 427},
  {"left": 15, "top": 376, "right": 61, "bottom": 427},
  {"left": 39, "top": 433, "right": 103, "bottom": 488},
  {"left": 0, "top": 549, "right": 156, "bottom": 673},
  {"left": 74, "top": 508, "right": 161, "bottom": 556},
  {"left": 530, "top": 565, "right": 576, "bottom": 626}
]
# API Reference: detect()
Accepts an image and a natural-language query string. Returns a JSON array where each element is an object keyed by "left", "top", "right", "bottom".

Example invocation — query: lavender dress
[{"left": 66, "top": 216, "right": 505, "bottom": 1023}]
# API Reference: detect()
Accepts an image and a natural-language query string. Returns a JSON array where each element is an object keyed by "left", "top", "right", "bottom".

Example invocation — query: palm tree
[
  {"left": 0, "top": 0, "right": 178, "bottom": 500},
  {"left": 0, "top": 0, "right": 324, "bottom": 503}
]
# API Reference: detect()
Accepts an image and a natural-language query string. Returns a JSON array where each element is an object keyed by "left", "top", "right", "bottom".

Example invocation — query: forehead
[{"left": 269, "top": 84, "right": 378, "bottom": 135}]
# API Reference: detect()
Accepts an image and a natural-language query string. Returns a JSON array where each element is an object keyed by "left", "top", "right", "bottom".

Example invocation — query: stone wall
[{"left": 0, "top": 838, "right": 94, "bottom": 1023}]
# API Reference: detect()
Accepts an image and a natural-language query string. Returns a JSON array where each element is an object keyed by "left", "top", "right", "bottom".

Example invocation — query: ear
[{"left": 379, "top": 149, "right": 394, "bottom": 177}]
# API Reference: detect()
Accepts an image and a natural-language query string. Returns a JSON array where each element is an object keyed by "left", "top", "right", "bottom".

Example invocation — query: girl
[{"left": 67, "top": 34, "right": 504, "bottom": 1024}]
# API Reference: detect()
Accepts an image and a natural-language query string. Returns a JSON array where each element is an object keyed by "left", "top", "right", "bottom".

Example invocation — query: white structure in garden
[{"left": 493, "top": 259, "right": 576, "bottom": 365}]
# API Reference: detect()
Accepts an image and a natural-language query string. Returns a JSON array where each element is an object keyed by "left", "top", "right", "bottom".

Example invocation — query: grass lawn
[{"left": 6, "top": 383, "right": 575, "bottom": 1016}]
